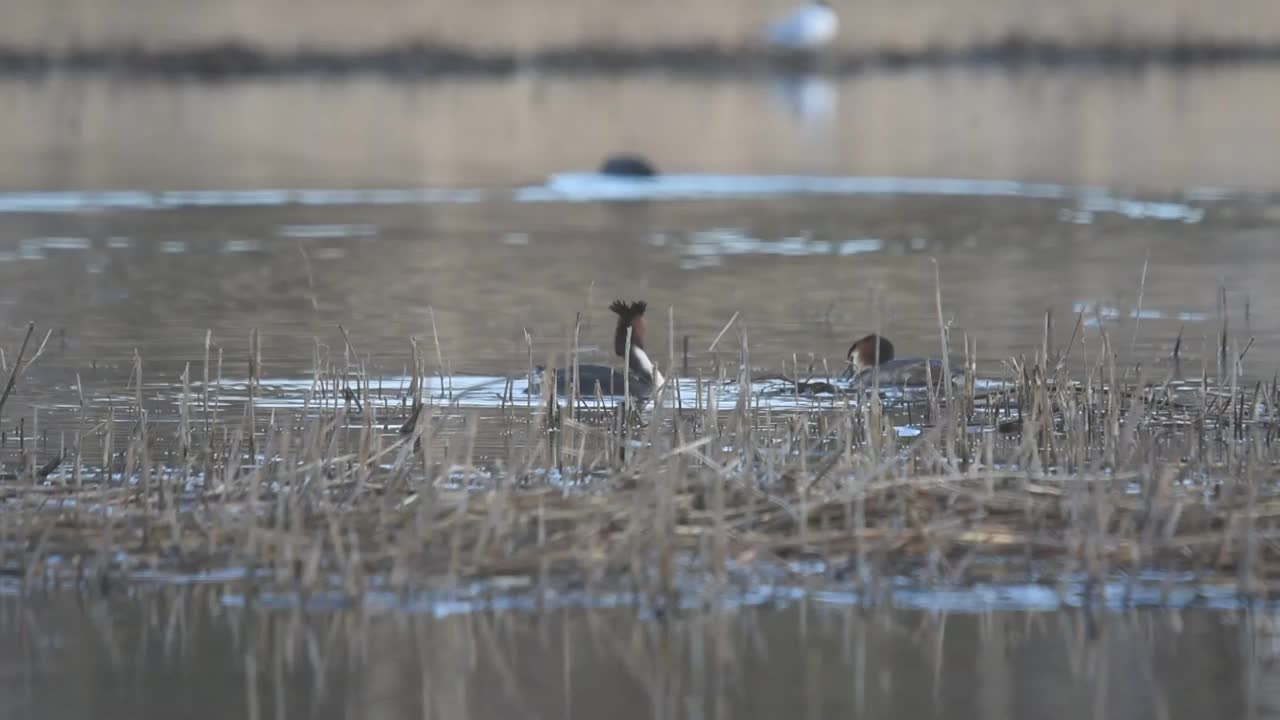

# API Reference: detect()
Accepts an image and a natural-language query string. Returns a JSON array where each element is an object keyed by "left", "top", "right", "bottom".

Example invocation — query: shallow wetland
[{"left": 4, "top": 18, "right": 1280, "bottom": 715}]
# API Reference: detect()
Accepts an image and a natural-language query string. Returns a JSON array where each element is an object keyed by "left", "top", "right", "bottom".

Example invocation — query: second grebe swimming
[
  {"left": 841, "top": 334, "right": 963, "bottom": 387},
  {"left": 538, "top": 300, "right": 666, "bottom": 398}
]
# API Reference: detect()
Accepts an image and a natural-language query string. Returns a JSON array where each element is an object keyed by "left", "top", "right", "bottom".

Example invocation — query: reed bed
[{"left": 0, "top": 301, "right": 1278, "bottom": 609}]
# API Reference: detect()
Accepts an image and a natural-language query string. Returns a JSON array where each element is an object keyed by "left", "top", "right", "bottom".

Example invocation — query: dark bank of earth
[{"left": 4, "top": 34, "right": 1280, "bottom": 79}]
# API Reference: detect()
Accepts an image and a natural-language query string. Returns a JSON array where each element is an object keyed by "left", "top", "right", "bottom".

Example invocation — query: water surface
[
  {"left": 4, "top": 589, "right": 1279, "bottom": 719},
  {"left": 2, "top": 63, "right": 1279, "bottom": 720},
  {"left": 5, "top": 69, "right": 1280, "bottom": 191},
  {"left": 0, "top": 185, "right": 1269, "bottom": 463}
]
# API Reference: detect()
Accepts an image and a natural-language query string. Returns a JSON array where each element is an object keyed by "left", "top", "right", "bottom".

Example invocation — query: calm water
[
  {"left": 7, "top": 69, "right": 1280, "bottom": 191},
  {"left": 3, "top": 65, "right": 1280, "bottom": 718},
  {"left": 4, "top": 589, "right": 1280, "bottom": 720}
]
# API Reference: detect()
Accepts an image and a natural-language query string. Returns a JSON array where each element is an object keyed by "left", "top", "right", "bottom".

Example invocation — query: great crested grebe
[
  {"left": 841, "top": 334, "right": 963, "bottom": 387},
  {"left": 539, "top": 300, "right": 666, "bottom": 398},
  {"left": 765, "top": 0, "right": 839, "bottom": 51}
]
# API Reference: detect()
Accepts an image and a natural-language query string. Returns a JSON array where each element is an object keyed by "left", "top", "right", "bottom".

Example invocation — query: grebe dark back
[
  {"left": 534, "top": 300, "right": 665, "bottom": 398},
  {"left": 841, "top": 334, "right": 962, "bottom": 387}
]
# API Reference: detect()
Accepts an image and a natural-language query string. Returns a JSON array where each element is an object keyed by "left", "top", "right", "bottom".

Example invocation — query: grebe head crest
[{"left": 609, "top": 300, "right": 665, "bottom": 389}]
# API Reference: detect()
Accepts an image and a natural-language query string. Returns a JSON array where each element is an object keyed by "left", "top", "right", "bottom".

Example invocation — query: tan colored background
[
  {"left": 1, "top": 0, "right": 1274, "bottom": 51},
  {"left": 2, "top": 70, "right": 1279, "bottom": 192}
]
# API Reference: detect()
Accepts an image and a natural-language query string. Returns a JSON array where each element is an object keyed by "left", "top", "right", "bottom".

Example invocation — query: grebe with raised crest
[{"left": 533, "top": 300, "right": 666, "bottom": 398}]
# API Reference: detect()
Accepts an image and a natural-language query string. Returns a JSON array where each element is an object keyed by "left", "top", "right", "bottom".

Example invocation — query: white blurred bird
[{"left": 765, "top": 0, "right": 839, "bottom": 51}]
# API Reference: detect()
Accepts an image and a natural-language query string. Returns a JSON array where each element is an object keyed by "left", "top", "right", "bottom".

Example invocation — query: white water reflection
[
  {"left": 767, "top": 73, "right": 839, "bottom": 127},
  {"left": 221, "top": 372, "right": 1002, "bottom": 421},
  {"left": 276, "top": 223, "right": 379, "bottom": 239},
  {"left": 0, "top": 175, "right": 1211, "bottom": 225},
  {"left": 1073, "top": 301, "right": 1210, "bottom": 324},
  {"left": 537, "top": 174, "right": 1208, "bottom": 225}
]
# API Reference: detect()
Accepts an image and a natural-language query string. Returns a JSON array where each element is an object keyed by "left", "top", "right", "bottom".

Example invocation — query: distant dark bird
[{"left": 599, "top": 154, "right": 658, "bottom": 178}]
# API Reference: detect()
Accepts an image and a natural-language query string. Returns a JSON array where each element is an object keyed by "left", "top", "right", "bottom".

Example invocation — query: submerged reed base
[{"left": 1, "top": 314, "right": 1278, "bottom": 610}]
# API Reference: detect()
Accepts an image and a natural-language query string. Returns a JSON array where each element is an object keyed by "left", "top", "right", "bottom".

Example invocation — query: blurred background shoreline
[
  {"left": 4, "top": 0, "right": 1279, "bottom": 54},
  {"left": 0, "top": 1, "right": 1277, "bottom": 193}
]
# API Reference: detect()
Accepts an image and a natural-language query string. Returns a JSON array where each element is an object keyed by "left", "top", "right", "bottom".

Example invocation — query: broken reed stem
[
  {"left": 571, "top": 311, "right": 582, "bottom": 421},
  {"left": 19, "top": 328, "right": 53, "bottom": 376},
  {"left": 0, "top": 322, "right": 36, "bottom": 423},
  {"left": 1129, "top": 252, "right": 1150, "bottom": 357},
  {"left": 249, "top": 328, "right": 260, "bottom": 464}
]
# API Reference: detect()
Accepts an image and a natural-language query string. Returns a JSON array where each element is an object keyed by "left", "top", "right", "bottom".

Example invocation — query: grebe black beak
[{"left": 838, "top": 361, "right": 855, "bottom": 382}]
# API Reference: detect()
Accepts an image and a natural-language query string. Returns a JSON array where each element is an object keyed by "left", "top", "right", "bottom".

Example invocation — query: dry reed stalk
[
  {"left": 248, "top": 329, "right": 261, "bottom": 464},
  {"left": 428, "top": 307, "right": 451, "bottom": 403},
  {"left": 0, "top": 323, "right": 35, "bottom": 424},
  {"left": 570, "top": 311, "right": 582, "bottom": 421},
  {"left": 931, "top": 260, "right": 955, "bottom": 457},
  {"left": 19, "top": 328, "right": 52, "bottom": 377}
]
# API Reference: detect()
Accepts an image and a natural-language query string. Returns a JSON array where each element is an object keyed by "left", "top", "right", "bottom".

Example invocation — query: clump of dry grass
[{"left": 0, "top": 295, "right": 1278, "bottom": 608}]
